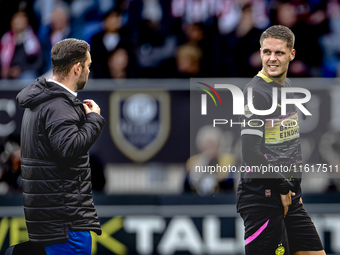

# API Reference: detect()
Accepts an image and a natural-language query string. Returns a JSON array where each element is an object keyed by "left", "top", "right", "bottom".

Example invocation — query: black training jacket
[{"left": 16, "top": 77, "right": 105, "bottom": 245}]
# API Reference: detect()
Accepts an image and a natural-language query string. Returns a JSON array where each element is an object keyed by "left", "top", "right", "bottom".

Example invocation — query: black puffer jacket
[{"left": 16, "top": 77, "right": 105, "bottom": 245}]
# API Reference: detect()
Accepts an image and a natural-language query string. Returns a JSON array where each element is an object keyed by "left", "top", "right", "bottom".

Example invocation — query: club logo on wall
[{"left": 110, "top": 91, "right": 171, "bottom": 162}]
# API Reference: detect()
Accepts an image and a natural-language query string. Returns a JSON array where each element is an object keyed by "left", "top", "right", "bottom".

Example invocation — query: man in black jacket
[{"left": 16, "top": 38, "right": 105, "bottom": 255}]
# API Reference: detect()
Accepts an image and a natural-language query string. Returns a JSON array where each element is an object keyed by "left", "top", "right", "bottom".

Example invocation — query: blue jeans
[{"left": 44, "top": 230, "right": 92, "bottom": 255}]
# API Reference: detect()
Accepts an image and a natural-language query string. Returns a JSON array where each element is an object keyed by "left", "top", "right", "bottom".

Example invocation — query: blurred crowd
[{"left": 0, "top": 0, "right": 340, "bottom": 79}]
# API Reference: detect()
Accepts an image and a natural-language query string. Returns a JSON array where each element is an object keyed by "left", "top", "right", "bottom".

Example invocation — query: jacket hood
[{"left": 16, "top": 77, "right": 78, "bottom": 108}]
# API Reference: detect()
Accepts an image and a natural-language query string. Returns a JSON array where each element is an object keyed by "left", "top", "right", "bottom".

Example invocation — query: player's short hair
[
  {"left": 260, "top": 25, "right": 295, "bottom": 50},
  {"left": 51, "top": 38, "right": 90, "bottom": 78}
]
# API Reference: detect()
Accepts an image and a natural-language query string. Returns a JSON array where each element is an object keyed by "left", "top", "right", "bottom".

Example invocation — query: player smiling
[{"left": 237, "top": 25, "right": 325, "bottom": 255}]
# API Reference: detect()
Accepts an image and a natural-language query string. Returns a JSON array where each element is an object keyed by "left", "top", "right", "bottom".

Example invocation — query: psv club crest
[{"left": 110, "top": 91, "right": 170, "bottom": 162}]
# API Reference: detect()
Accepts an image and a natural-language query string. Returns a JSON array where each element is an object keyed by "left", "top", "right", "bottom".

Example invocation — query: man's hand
[
  {"left": 83, "top": 99, "right": 101, "bottom": 115},
  {"left": 280, "top": 191, "right": 295, "bottom": 217}
]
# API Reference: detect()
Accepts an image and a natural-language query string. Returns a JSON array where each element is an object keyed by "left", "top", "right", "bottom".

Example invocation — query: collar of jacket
[{"left": 38, "top": 77, "right": 83, "bottom": 106}]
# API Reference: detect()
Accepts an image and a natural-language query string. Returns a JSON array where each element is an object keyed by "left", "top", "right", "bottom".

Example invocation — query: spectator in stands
[
  {"left": 33, "top": 0, "right": 57, "bottom": 27},
  {"left": 184, "top": 126, "right": 236, "bottom": 195},
  {"left": 0, "top": 11, "right": 42, "bottom": 79},
  {"left": 179, "top": 22, "right": 216, "bottom": 77},
  {"left": 217, "top": 3, "right": 263, "bottom": 77},
  {"left": 175, "top": 43, "right": 202, "bottom": 77},
  {"left": 90, "top": 10, "right": 125, "bottom": 78},
  {"left": 70, "top": 0, "right": 116, "bottom": 40},
  {"left": 272, "top": 1, "right": 325, "bottom": 77},
  {"left": 38, "top": 2, "right": 71, "bottom": 73},
  {"left": 320, "top": 0, "right": 340, "bottom": 77},
  {"left": 107, "top": 47, "right": 131, "bottom": 79},
  {"left": 0, "top": 140, "right": 21, "bottom": 193},
  {"left": 0, "top": 0, "right": 40, "bottom": 37},
  {"left": 133, "top": 0, "right": 177, "bottom": 78}
]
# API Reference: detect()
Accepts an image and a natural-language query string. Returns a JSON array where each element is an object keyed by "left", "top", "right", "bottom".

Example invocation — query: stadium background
[{"left": 1, "top": 0, "right": 340, "bottom": 254}]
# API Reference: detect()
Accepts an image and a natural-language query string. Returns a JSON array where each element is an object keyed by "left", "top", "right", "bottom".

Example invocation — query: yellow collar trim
[{"left": 257, "top": 71, "right": 273, "bottom": 83}]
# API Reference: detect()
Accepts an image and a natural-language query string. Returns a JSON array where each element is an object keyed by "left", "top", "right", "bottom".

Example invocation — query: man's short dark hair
[
  {"left": 260, "top": 25, "right": 295, "bottom": 50},
  {"left": 51, "top": 38, "right": 90, "bottom": 78}
]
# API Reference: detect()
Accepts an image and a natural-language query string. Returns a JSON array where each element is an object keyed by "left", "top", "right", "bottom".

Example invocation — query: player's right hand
[
  {"left": 83, "top": 99, "right": 101, "bottom": 115},
  {"left": 280, "top": 191, "right": 295, "bottom": 217}
]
